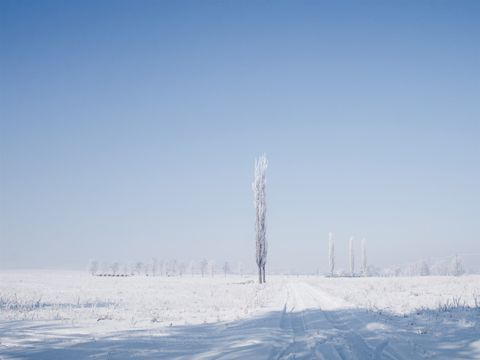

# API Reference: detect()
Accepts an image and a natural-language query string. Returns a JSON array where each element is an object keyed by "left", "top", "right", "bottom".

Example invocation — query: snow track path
[
  {"left": 305, "top": 282, "right": 429, "bottom": 360},
  {"left": 271, "top": 281, "right": 427, "bottom": 360}
]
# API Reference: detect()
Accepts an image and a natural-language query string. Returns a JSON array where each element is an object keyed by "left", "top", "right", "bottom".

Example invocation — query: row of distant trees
[
  {"left": 328, "top": 233, "right": 368, "bottom": 277},
  {"left": 88, "top": 259, "right": 240, "bottom": 278},
  {"left": 327, "top": 232, "right": 466, "bottom": 277},
  {"left": 379, "top": 255, "right": 465, "bottom": 277},
  {"left": 328, "top": 233, "right": 465, "bottom": 276}
]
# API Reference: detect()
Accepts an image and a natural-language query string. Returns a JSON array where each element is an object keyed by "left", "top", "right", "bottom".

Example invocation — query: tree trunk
[
  {"left": 258, "top": 266, "right": 262, "bottom": 284},
  {"left": 262, "top": 265, "right": 266, "bottom": 283}
]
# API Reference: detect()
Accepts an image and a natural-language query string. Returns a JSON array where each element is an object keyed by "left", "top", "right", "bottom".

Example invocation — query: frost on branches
[
  {"left": 253, "top": 154, "right": 268, "bottom": 284},
  {"left": 349, "top": 236, "right": 355, "bottom": 277},
  {"left": 451, "top": 254, "right": 465, "bottom": 276},
  {"left": 361, "top": 238, "right": 367, "bottom": 276},
  {"left": 328, "top": 232, "right": 335, "bottom": 276}
]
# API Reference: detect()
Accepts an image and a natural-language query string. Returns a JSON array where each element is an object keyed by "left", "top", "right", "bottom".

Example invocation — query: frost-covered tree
[
  {"left": 171, "top": 259, "right": 179, "bottom": 276},
  {"left": 111, "top": 262, "right": 120, "bottom": 275},
  {"left": 238, "top": 262, "right": 244, "bottom": 277},
  {"left": 208, "top": 260, "right": 216, "bottom": 277},
  {"left": 253, "top": 154, "right": 268, "bottom": 283},
  {"left": 222, "top": 262, "right": 230, "bottom": 278},
  {"left": 349, "top": 236, "right": 355, "bottom": 277},
  {"left": 451, "top": 254, "right": 465, "bottom": 276},
  {"left": 88, "top": 260, "right": 99, "bottom": 276},
  {"left": 151, "top": 258, "right": 159, "bottom": 276},
  {"left": 178, "top": 262, "right": 186, "bottom": 277},
  {"left": 200, "top": 258, "right": 208, "bottom": 278},
  {"left": 122, "top": 263, "right": 129, "bottom": 276},
  {"left": 134, "top": 261, "right": 144, "bottom": 276},
  {"left": 431, "top": 259, "right": 449, "bottom": 276},
  {"left": 361, "top": 238, "right": 367, "bottom": 276},
  {"left": 101, "top": 261, "right": 110, "bottom": 275},
  {"left": 159, "top": 260, "right": 165, "bottom": 276},
  {"left": 420, "top": 260, "right": 430, "bottom": 276},
  {"left": 188, "top": 260, "right": 196, "bottom": 277},
  {"left": 328, "top": 232, "right": 335, "bottom": 276},
  {"left": 144, "top": 262, "right": 152, "bottom": 276}
]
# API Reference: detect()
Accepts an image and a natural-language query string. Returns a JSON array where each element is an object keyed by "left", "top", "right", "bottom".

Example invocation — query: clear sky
[{"left": 1, "top": 0, "right": 479, "bottom": 273}]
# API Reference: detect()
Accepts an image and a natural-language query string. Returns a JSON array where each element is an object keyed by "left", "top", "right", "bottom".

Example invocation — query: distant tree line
[
  {"left": 327, "top": 233, "right": 368, "bottom": 277},
  {"left": 87, "top": 258, "right": 242, "bottom": 278},
  {"left": 327, "top": 233, "right": 466, "bottom": 277},
  {"left": 379, "top": 254, "right": 466, "bottom": 277}
]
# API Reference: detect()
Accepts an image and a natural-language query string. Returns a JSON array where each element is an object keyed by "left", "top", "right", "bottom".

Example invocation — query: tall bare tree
[
  {"left": 253, "top": 154, "right": 268, "bottom": 283},
  {"left": 349, "top": 236, "right": 355, "bottom": 277},
  {"left": 328, "top": 232, "right": 335, "bottom": 276},
  {"left": 200, "top": 258, "right": 208, "bottom": 278},
  {"left": 451, "top": 254, "right": 465, "bottom": 276},
  {"left": 361, "top": 238, "right": 367, "bottom": 276},
  {"left": 222, "top": 261, "right": 230, "bottom": 278}
]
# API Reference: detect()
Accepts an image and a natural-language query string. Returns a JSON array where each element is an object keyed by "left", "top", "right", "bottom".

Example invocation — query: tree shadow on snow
[{"left": 0, "top": 306, "right": 479, "bottom": 360}]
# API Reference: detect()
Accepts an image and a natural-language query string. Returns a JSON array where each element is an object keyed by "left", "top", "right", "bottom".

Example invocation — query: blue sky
[{"left": 1, "top": 0, "right": 479, "bottom": 272}]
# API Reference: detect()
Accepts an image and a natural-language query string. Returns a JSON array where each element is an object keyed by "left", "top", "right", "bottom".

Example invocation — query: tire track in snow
[
  {"left": 274, "top": 283, "right": 320, "bottom": 360},
  {"left": 303, "top": 282, "right": 406, "bottom": 360},
  {"left": 198, "top": 280, "right": 427, "bottom": 360},
  {"left": 296, "top": 282, "right": 375, "bottom": 360},
  {"left": 301, "top": 282, "right": 427, "bottom": 360}
]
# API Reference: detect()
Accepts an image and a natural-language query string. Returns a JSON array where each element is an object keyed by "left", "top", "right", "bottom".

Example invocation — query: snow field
[
  {"left": 1, "top": 271, "right": 479, "bottom": 359},
  {"left": 304, "top": 275, "right": 480, "bottom": 314},
  {"left": 0, "top": 271, "right": 284, "bottom": 328}
]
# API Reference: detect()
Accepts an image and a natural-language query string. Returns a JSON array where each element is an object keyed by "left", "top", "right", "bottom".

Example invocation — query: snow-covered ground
[{"left": 0, "top": 271, "right": 479, "bottom": 359}]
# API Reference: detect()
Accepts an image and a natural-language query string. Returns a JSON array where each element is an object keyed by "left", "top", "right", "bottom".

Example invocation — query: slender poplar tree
[
  {"left": 253, "top": 154, "right": 268, "bottom": 283},
  {"left": 349, "top": 236, "right": 355, "bottom": 277},
  {"left": 328, "top": 232, "right": 335, "bottom": 276},
  {"left": 361, "top": 238, "right": 367, "bottom": 276}
]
